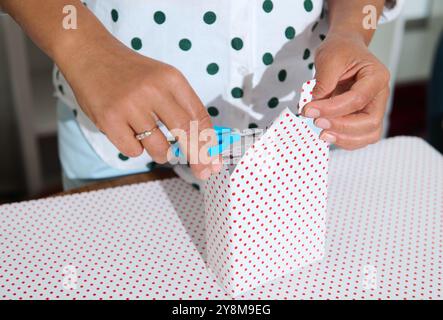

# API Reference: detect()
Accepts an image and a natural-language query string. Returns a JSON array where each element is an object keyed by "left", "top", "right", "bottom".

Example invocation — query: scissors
[{"left": 171, "top": 126, "right": 242, "bottom": 158}]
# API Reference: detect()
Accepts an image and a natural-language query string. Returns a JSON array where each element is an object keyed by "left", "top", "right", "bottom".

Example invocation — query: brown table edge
[{"left": 55, "top": 169, "right": 177, "bottom": 197}]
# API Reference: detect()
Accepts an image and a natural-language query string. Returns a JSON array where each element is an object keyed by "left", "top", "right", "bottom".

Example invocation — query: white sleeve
[{"left": 379, "top": 0, "right": 405, "bottom": 24}]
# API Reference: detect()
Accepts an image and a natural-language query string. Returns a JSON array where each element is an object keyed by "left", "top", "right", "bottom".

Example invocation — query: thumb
[{"left": 312, "top": 60, "right": 341, "bottom": 100}]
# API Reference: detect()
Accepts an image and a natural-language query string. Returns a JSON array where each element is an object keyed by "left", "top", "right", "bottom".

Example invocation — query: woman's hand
[
  {"left": 1, "top": 0, "right": 220, "bottom": 179},
  {"left": 62, "top": 37, "right": 221, "bottom": 179},
  {"left": 303, "top": 0, "right": 390, "bottom": 150},
  {"left": 303, "top": 32, "right": 390, "bottom": 150}
]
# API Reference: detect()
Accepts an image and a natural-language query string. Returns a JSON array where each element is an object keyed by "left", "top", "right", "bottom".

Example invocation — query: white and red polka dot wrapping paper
[
  {"left": 204, "top": 83, "right": 329, "bottom": 296},
  {"left": 298, "top": 79, "right": 316, "bottom": 114},
  {"left": 1, "top": 137, "right": 442, "bottom": 300}
]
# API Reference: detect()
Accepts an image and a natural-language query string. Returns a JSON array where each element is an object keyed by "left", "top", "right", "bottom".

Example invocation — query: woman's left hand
[{"left": 303, "top": 32, "right": 391, "bottom": 150}]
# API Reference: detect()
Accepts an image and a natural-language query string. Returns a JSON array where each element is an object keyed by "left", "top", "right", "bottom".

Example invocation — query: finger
[
  {"left": 304, "top": 89, "right": 370, "bottom": 119},
  {"left": 315, "top": 87, "right": 389, "bottom": 135},
  {"left": 319, "top": 128, "right": 383, "bottom": 150},
  {"left": 128, "top": 111, "right": 170, "bottom": 164},
  {"left": 312, "top": 54, "right": 343, "bottom": 100},
  {"left": 315, "top": 112, "right": 381, "bottom": 136},
  {"left": 154, "top": 94, "right": 218, "bottom": 179},
  {"left": 351, "top": 64, "right": 390, "bottom": 104},
  {"left": 100, "top": 116, "right": 144, "bottom": 158},
  {"left": 171, "top": 80, "right": 222, "bottom": 176},
  {"left": 304, "top": 66, "right": 390, "bottom": 119},
  {"left": 188, "top": 112, "right": 222, "bottom": 178},
  {"left": 172, "top": 76, "right": 208, "bottom": 120}
]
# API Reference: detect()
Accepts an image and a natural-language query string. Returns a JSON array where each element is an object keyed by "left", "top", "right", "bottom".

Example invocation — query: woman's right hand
[
  {"left": 60, "top": 36, "right": 221, "bottom": 180},
  {"left": 1, "top": 0, "right": 219, "bottom": 179}
]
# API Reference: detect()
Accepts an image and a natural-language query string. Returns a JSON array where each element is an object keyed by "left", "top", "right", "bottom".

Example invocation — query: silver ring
[{"left": 135, "top": 126, "right": 158, "bottom": 141}]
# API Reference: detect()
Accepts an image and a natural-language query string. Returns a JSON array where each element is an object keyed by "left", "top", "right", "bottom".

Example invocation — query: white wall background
[{"left": 370, "top": 0, "right": 443, "bottom": 83}]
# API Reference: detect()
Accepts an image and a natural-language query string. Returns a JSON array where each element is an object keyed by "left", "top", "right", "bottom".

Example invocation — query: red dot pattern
[
  {"left": 0, "top": 182, "right": 228, "bottom": 300},
  {"left": 0, "top": 138, "right": 442, "bottom": 300},
  {"left": 204, "top": 106, "right": 329, "bottom": 296},
  {"left": 241, "top": 137, "right": 443, "bottom": 300}
]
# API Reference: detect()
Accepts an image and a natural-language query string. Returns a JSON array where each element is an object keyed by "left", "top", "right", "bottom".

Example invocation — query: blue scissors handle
[{"left": 171, "top": 126, "right": 241, "bottom": 158}]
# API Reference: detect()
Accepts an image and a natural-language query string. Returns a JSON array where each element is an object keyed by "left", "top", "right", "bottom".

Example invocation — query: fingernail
[
  {"left": 320, "top": 132, "right": 336, "bottom": 143},
  {"left": 315, "top": 118, "right": 331, "bottom": 129},
  {"left": 304, "top": 108, "right": 320, "bottom": 118},
  {"left": 199, "top": 168, "right": 211, "bottom": 180}
]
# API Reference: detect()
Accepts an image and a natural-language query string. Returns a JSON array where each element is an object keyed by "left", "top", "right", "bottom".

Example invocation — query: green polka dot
[
  {"left": 319, "top": 34, "right": 326, "bottom": 41},
  {"left": 285, "top": 27, "right": 296, "bottom": 40},
  {"left": 303, "top": 48, "right": 311, "bottom": 60},
  {"left": 304, "top": 0, "right": 314, "bottom": 12},
  {"left": 206, "top": 63, "right": 219, "bottom": 75},
  {"left": 278, "top": 69, "right": 287, "bottom": 82},
  {"left": 231, "top": 87, "right": 244, "bottom": 99},
  {"left": 262, "top": 52, "right": 274, "bottom": 65},
  {"left": 267, "top": 97, "right": 279, "bottom": 109},
  {"left": 73, "top": 109, "right": 78, "bottom": 117},
  {"left": 111, "top": 9, "right": 119, "bottom": 22},
  {"left": 203, "top": 11, "right": 217, "bottom": 24},
  {"left": 118, "top": 153, "right": 129, "bottom": 161},
  {"left": 248, "top": 123, "right": 258, "bottom": 129},
  {"left": 207, "top": 106, "right": 219, "bottom": 117},
  {"left": 263, "top": 0, "right": 274, "bottom": 13},
  {"left": 308, "top": 63, "right": 314, "bottom": 70},
  {"left": 131, "top": 37, "right": 142, "bottom": 50},
  {"left": 153, "top": 11, "right": 166, "bottom": 24},
  {"left": 192, "top": 183, "right": 201, "bottom": 191},
  {"left": 179, "top": 39, "right": 192, "bottom": 51},
  {"left": 58, "top": 85, "right": 64, "bottom": 95},
  {"left": 231, "top": 37, "right": 244, "bottom": 50}
]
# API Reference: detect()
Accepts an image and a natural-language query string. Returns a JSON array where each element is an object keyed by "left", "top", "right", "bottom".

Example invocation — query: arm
[
  {"left": 328, "top": 0, "right": 385, "bottom": 45},
  {"left": 0, "top": 0, "right": 112, "bottom": 64},
  {"left": 0, "top": 0, "right": 220, "bottom": 179},
  {"left": 303, "top": 0, "right": 391, "bottom": 150}
]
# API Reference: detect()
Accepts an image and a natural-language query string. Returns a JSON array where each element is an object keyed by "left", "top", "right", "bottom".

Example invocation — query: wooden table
[{"left": 59, "top": 169, "right": 177, "bottom": 196}]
